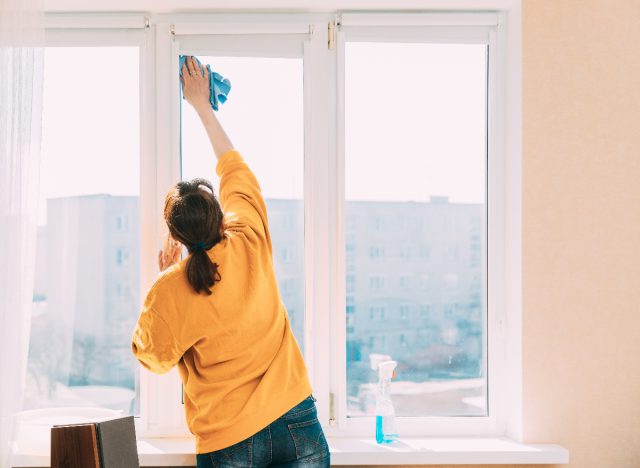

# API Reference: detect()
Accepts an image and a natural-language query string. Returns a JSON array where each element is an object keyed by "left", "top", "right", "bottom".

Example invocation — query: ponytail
[{"left": 185, "top": 246, "right": 221, "bottom": 296}]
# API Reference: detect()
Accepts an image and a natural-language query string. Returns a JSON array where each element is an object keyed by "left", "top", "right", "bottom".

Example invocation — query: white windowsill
[{"left": 12, "top": 436, "right": 569, "bottom": 466}]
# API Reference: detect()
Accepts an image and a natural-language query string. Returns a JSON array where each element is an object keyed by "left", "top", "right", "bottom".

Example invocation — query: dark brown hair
[{"left": 164, "top": 178, "right": 224, "bottom": 295}]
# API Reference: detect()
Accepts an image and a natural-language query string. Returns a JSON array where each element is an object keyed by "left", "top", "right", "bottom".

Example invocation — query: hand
[
  {"left": 180, "top": 56, "right": 210, "bottom": 112},
  {"left": 158, "top": 233, "right": 182, "bottom": 272}
]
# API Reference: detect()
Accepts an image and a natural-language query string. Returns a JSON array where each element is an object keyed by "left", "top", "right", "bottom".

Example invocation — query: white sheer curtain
[{"left": 0, "top": 0, "right": 44, "bottom": 466}]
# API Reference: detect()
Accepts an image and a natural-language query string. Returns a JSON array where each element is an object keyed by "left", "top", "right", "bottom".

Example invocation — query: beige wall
[
  {"left": 522, "top": 0, "right": 640, "bottom": 466},
  {"left": 339, "top": 0, "right": 640, "bottom": 467}
]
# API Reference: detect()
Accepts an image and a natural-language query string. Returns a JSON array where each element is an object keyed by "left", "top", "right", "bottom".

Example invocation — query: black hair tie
[{"left": 193, "top": 241, "right": 209, "bottom": 251}]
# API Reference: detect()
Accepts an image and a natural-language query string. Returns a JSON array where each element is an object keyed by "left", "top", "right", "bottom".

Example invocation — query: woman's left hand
[{"left": 159, "top": 233, "right": 182, "bottom": 272}]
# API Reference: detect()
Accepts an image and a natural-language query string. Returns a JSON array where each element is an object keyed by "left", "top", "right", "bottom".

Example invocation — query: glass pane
[
  {"left": 180, "top": 56, "right": 305, "bottom": 351},
  {"left": 345, "top": 42, "right": 487, "bottom": 417},
  {"left": 25, "top": 47, "right": 140, "bottom": 414}
]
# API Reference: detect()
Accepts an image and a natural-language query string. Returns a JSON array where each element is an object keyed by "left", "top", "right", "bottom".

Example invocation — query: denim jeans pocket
[
  {"left": 287, "top": 418, "right": 329, "bottom": 462},
  {"left": 208, "top": 436, "right": 253, "bottom": 467}
]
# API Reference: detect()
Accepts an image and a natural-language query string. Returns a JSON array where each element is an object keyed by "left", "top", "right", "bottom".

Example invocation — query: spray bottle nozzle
[{"left": 377, "top": 360, "right": 397, "bottom": 380}]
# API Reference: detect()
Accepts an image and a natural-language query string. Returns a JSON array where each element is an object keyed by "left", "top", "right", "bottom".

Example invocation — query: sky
[
  {"left": 38, "top": 42, "right": 486, "bottom": 223},
  {"left": 38, "top": 47, "right": 139, "bottom": 223},
  {"left": 181, "top": 56, "right": 305, "bottom": 198},
  {"left": 345, "top": 42, "right": 487, "bottom": 204}
]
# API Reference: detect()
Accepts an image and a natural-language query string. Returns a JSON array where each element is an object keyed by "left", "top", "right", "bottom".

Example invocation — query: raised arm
[
  {"left": 181, "top": 56, "right": 233, "bottom": 159},
  {"left": 181, "top": 56, "right": 272, "bottom": 252}
]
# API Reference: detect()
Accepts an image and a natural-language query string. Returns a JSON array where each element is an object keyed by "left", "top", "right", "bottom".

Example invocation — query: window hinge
[
  {"left": 329, "top": 392, "right": 336, "bottom": 426},
  {"left": 169, "top": 24, "right": 175, "bottom": 36},
  {"left": 144, "top": 16, "right": 150, "bottom": 29},
  {"left": 327, "top": 20, "right": 336, "bottom": 50}
]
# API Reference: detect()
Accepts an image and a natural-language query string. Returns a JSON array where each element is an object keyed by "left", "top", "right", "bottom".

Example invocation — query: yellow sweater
[{"left": 131, "top": 149, "right": 312, "bottom": 453}]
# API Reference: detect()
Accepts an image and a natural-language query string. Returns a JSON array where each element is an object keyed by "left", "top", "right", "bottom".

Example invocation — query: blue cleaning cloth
[{"left": 179, "top": 55, "right": 231, "bottom": 111}]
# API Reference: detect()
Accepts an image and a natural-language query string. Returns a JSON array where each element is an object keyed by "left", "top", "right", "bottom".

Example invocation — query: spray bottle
[{"left": 375, "top": 360, "right": 398, "bottom": 444}]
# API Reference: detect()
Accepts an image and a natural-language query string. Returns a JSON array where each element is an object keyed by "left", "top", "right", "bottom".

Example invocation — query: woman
[{"left": 132, "top": 56, "right": 329, "bottom": 468}]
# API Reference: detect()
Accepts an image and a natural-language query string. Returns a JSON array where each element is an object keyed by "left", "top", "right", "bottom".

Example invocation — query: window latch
[
  {"left": 328, "top": 20, "right": 335, "bottom": 50},
  {"left": 329, "top": 392, "right": 336, "bottom": 426}
]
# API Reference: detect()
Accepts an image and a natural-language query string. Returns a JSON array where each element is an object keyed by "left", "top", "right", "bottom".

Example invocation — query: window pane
[
  {"left": 345, "top": 42, "right": 487, "bottom": 417},
  {"left": 180, "top": 56, "right": 305, "bottom": 350},
  {"left": 26, "top": 47, "right": 140, "bottom": 414}
]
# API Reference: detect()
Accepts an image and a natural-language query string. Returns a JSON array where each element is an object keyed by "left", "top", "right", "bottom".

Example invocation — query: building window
[
  {"left": 346, "top": 275, "right": 355, "bottom": 293},
  {"left": 280, "top": 246, "right": 293, "bottom": 262},
  {"left": 115, "top": 215, "right": 129, "bottom": 232},
  {"left": 369, "top": 246, "right": 383, "bottom": 260},
  {"left": 368, "top": 306, "right": 385, "bottom": 320},
  {"left": 369, "top": 276, "right": 385, "bottom": 291},
  {"left": 116, "top": 248, "right": 129, "bottom": 266},
  {"left": 446, "top": 245, "right": 459, "bottom": 261},
  {"left": 399, "top": 245, "right": 410, "bottom": 259},
  {"left": 280, "top": 278, "right": 296, "bottom": 295},
  {"left": 419, "top": 274, "right": 430, "bottom": 291},
  {"left": 443, "top": 272, "right": 459, "bottom": 289},
  {"left": 419, "top": 245, "right": 431, "bottom": 259}
]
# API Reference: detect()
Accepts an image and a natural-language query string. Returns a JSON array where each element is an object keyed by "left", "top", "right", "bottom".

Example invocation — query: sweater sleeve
[
  {"left": 131, "top": 305, "right": 182, "bottom": 375},
  {"left": 216, "top": 149, "right": 272, "bottom": 253}
]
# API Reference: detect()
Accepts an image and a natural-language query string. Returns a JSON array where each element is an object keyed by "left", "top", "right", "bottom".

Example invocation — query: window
[
  {"left": 399, "top": 245, "right": 411, "bottom": 260},
  {"left": 443, "top": 272, "right": 460, "bottom": 289},
  {"left": 368, "top": 306, "right": 385, "bottom": 320},
  {"left": 32, "top": 8, "right": 519, "bottom": 441},
  {"left": 343, "top": 37, "right": 488, "bottom": 419},
  {"left": 116, "top": 247, "right": 130, "bottom": 266},
  {"left": 116, "top": 215, "right": 129, "bottom": 232},
  {"left": 346, "top": 275, "right": 355, "bottom": 293},
  {"left": 25, "top": 46, "right": 140, "bottom": 415},
  {"left": 369, "top": 246, "right": 383, "bottom": 260},
  {"left": 419, "top": 274, "right": 430, "bottom": 290},
  {"left": 281, "top": 246, "right": 294, "bottom": 263},
  {"left": 369, "top": 276, "right": 385, "bottom": 291},
  {"left": 446, "top": 245, "right": 460, "bottom": 261},
  {"left": 419, "top": 245, "right": 431, "bottom": 259}
]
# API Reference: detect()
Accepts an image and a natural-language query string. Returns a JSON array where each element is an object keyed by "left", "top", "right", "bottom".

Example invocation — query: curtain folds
[{"left": 0, "top": 0, "right": 45, "bottom": 466}]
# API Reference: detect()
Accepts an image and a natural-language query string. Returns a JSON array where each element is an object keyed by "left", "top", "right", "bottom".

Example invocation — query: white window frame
[
  {"left": 142, "top": 12, "right": 336, "bottom": 438},
  {"left": 331, "top": 11, "right": 512, "bottom": 438},
  {"left": 42, "top": 15, "right": 155, "bottom": 437},
  {"left": 329, "top": 7, "right": 521, "bottom": 439},
  {"left": 39, "top": 1, "right": 522, "bottom": 442}
]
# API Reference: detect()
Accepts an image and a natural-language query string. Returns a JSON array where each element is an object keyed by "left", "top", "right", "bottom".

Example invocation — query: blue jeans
[{"left": 196, "top": 395, "right": 330, "bottom": 467}]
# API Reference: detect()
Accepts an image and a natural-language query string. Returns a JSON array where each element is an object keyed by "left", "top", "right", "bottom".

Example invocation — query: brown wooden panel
[{"left": 51, "top": 423, "right": 100, "bottom": 468}]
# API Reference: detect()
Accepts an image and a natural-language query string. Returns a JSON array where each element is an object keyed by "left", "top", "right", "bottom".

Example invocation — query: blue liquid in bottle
[{"left": 375, "top": 415, "right": 398, "bottom": 444}]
